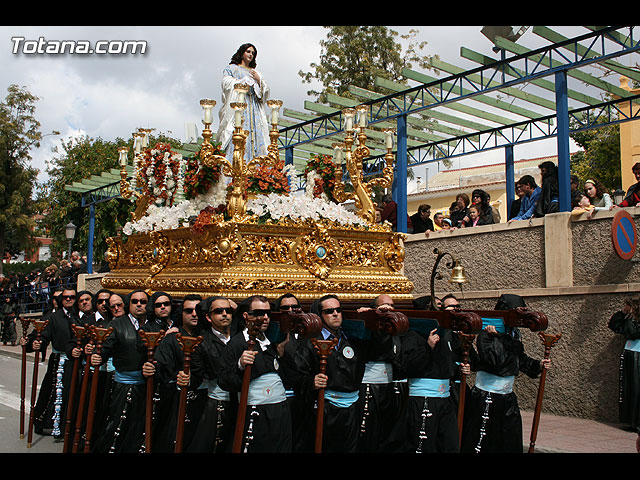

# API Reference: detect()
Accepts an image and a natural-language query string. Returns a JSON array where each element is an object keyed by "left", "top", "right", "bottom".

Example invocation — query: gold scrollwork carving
[
  {"left": 294, "top": 222, "right": 340, "bottom": 279},
  {"left": 383, "top": 232, "right": 406, "bottom": 272}
]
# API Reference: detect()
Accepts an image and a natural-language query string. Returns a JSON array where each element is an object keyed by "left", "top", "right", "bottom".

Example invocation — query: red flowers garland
[
  {"left": 183, "top": 144, "right": 224, "bottom": 200},
  {"left": 138, "top": 142, "right": 181, "bottom": 206},
  {"left": 304, "top": 154, "right": 339, "bottom": 203}
]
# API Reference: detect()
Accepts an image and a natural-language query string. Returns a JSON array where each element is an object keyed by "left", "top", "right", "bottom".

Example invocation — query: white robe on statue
[{"left": 216, "top": 63, "right": 271, "bottom": 162}]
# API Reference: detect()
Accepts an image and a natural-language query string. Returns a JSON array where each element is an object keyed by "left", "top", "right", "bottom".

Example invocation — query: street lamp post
[{"left": 65, "top": 222, "right": 76, "bottom": 260}]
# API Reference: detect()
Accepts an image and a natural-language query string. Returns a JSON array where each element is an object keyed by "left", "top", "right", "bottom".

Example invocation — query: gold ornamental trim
[{"left": 103, "top": 217, "right": 414, "bottom": 301}]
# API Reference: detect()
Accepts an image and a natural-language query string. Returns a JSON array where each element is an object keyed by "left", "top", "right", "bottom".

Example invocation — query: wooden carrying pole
[
  {"left": 83, "top": 325, "right": 113, "bottom": 453},
  {"left": 19, "top": 317, "right": 31, "bottom": 440},
  {"left": 232, "top": 317, "right": 264, "bottom": 454},
  {"left": 72, "top": 329, "right": 97, "bottom": 453},
  {"left": 456, "top": 331, "right": 476, "bottom": 446},
  {"left": 26, "top": 318, "right": 49, "bottom": 448},
  {"left": 311, "top": 337, "right": 339, "bottom": 454},
  {"left": 138, "top": 330, "right": 164, "bottom": 454},
  {"left": 62, "top": 324, "right": 86, "bottom": 453},
  {"left": 174, "top": 334, "right": 203, "bottom": 453},
  {"left": 528, "top": 331, "right": 561, "bottom": 454}
]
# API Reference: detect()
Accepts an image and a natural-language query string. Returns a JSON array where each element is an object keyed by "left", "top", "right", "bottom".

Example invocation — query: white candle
[
  {"left": 134, "top": 134, "right": 142, "bottom": 154},
  {"left": 118, "top": 147, "right": 128, "bottom": 166},
  {"left": 385, "top": 130, "right": 394, "bottom": 149},
  {"left": 358, "top": 106, "right": 367, "bottom": 127},
  {"left": 200, "top": 99, "right": 216, "bottom": 124}
]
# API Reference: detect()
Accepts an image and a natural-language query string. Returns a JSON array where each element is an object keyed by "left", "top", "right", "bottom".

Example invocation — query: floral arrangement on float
[
  {"left": 229, "top": 158, "right": 294, "bottom": 197},
  {"left": 138, "top": 142, "right": 185, "bottom": 207},
  {"left": 303, "top": 153, "right": 339, "bottom": 203},
  {"left": 122, "top": 144, "right": 368, "bottom": 237}
]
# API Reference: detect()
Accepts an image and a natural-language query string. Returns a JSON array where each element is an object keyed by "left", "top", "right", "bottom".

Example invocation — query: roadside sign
[{"left": 611, "top": 210, "right": 637, "bottom": 260}]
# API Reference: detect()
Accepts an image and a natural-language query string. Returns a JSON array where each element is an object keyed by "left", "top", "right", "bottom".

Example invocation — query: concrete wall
[{"left": 403, "top": 206, "right": 640, "bottom": 422}]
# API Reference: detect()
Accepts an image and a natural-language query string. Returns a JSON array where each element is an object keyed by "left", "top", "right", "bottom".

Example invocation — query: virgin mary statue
[{"left": 216, "top": 43, "right": 271, "bottom": 162}]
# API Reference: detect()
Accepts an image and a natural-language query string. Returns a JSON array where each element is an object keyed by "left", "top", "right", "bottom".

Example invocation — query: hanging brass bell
[{"left": 449, "top": 260, "right": 468, "bottom": 284}]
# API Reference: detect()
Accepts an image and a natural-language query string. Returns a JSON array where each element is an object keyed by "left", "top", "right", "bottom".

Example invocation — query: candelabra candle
[
  {"left": 343, "top": 108, "right": 356, "bottom": 132},
  {"left": 234, "top": 84, "right": 250, "bottom": 104},
  {"left": 200, "top": 99, "right": 216, "bottom": 124},
  {"left": 267, "top": 99, "right": 283, "bottom": 126},
  {"left": 142, "top": 129, "right": 152, "bottom": 148},
  {"left": 332, "top": 143, "right": 343, "bottom": 163},
  {"left": 118, "top": 147, "right": 129, "bottom": 167},
  {"left": 231, "top": 102, "right": 246, "bottom": 128},
  {"left": 383, "top": 128, "right": 395, "bottom": 150},
  {"left": 356, "top": 105, "right": 368, "bottom": 128},
  {"left": 133, "top": 133, "right": 143, "bottom": 155}
]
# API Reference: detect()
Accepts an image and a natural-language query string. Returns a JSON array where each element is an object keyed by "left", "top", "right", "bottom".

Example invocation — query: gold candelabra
[
  {"left": 198, "top": 87, "right": 284, "bottom": 220},
  {"left": 332, "top": 106, "right": 395, "bottom": 223}
]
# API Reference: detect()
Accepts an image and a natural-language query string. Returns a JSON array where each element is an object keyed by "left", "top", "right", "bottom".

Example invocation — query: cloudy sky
[{"left": 2, "top": 25, "right": 600, "bottom": 186}]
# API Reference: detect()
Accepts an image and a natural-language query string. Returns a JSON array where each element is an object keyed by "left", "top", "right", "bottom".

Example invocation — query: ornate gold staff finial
[{"left": 333, "top": 106, "right": 395, "bottom": 224}]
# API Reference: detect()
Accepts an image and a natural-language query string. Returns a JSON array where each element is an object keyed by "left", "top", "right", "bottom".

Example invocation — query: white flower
[{"left": 246, "top": 193, "right": 367, "bottom": 227}]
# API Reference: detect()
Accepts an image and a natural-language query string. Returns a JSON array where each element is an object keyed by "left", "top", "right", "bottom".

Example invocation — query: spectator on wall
[{"left": 508, "top": 175, "right": 541, "bottom": 223}]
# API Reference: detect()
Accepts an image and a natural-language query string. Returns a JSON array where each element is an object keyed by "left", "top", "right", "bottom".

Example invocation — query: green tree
[
  {"left": 569, "top": 116, "right": 621, "bottom": 192},
  {"left": 299, "top": 26, "right": 431, "bottom": 102},
  {"left": 0, "top": 85, "right": 42, "bottom": 275},
  {"left": 39, "top": 132, "right": 183, "bottom": 266}
]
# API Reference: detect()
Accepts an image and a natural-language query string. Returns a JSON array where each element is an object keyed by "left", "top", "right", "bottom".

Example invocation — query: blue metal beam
[
  {"left": 505, "top": 145, "right": 515, "bottom": 214},
  {"left": 361, "top": 92, "right": 640, "bottom": 173},
  {"left": 394, "top": 115, "right": 408, "bottom": 233},
  {"left": 555, "top": 70, "right": 572, "bottom": 212}
]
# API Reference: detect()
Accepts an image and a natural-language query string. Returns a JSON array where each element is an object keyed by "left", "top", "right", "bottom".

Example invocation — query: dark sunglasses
[
  {"left": 154, "top": 301, "right": 171, "bottom": 308},
  {"left": 280, "top": 304, "right": 300, "bottom": 311},
  {"left": 110, "top": 303, "right": 124, "bottom": 310},
  {"left": 131, "top": 298, "right": 148, "bottom": 305},
  {"left": 322, "top": 307, "right": 342, "bottom": 315},
  {"left": 210, "top": 307, "right": 233, "bottom": 315},
  {"left": 248, "top": 309, "right": 270, "bottom": 318},
  {"left": 183, "top": 307, "right": 198, "bottom": 315},
  {"left": 96, "top": 298, "right": 109, "bottom": 304},
  {"left": 62, "top": 295, "right": 76, "bottom": 300}
]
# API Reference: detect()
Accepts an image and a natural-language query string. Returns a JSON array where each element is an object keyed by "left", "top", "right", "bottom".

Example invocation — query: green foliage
[
  {"left": 569, "top": 115, "right": 621, "bottom": 192},
  {"left": 0, "top": 85, "right": 42, "bottom": 274},
  {"left": 299, "top": 26, "right": 430, "bottom": 102},
  {"left": 39, "top": 132, "right": 184, "bottom": 264}
]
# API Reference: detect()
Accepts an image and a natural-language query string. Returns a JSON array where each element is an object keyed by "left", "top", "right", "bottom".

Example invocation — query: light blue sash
[
  {"left": 205, "top": 379, "right": 231, "bottom": 401},
  {"left": 100, "top": 357, "right": 115, "bottom": 373},
  {"left": 324, "top": 389, "right": 359, "bottom": 408},
  {"left": 362, "top": 361, "right": 393, "bottom": 384},
  {"left": 114, "top": 369, "right": 145, "bottom": 385},
  {"left": 408, "top": 378, "right": 450, "bottom": 398},
  {"left": 481, "top": 317, "right": 506, "bottom": 334},
  {"left": 625, "top": 339, "right": 640, "bottom": 352},
  {"left": 475, "top": 371, "right": 515, "bottom": 394},
  {"left": 245, "top": 372, "right": 286, "bottom": 406}
]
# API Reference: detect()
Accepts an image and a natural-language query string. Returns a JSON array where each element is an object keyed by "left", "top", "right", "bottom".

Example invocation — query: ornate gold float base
[{"left": 102, "top": 217, "right": 414, "bottom": 303}]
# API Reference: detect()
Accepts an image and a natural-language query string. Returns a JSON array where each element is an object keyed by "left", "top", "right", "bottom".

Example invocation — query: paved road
[{"left": 0, "top": 349, "right": 61, "bottom": 453}]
